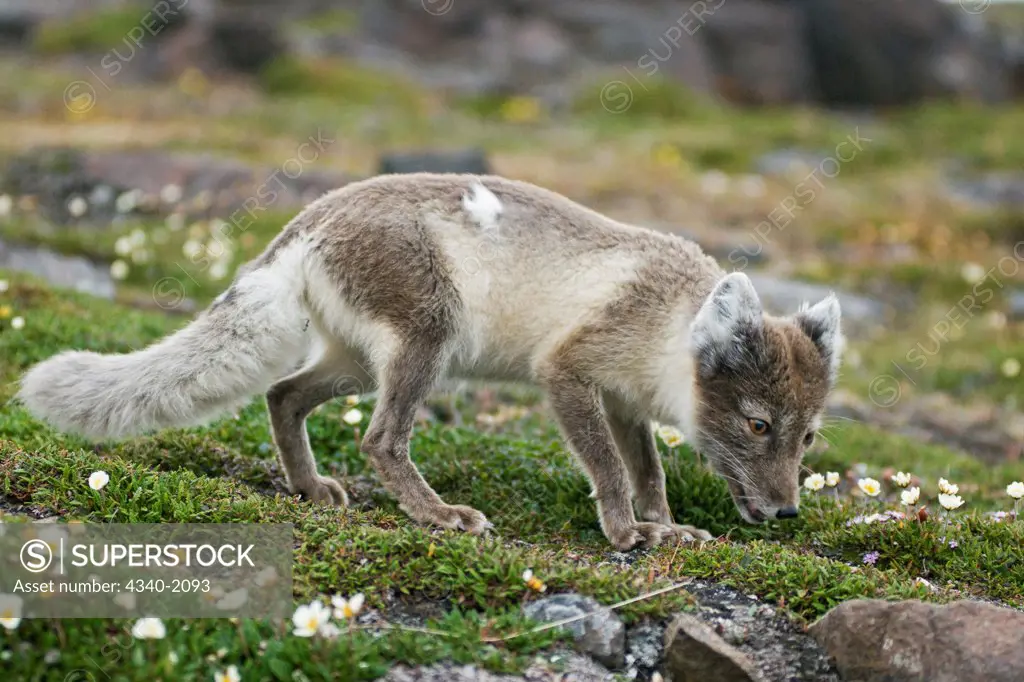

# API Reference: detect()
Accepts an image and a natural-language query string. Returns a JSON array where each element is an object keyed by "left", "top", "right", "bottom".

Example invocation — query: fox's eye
[
  {"left": 747, "top": 418, "right": 770, "bottom": 436},
  {"left": 804, "top": 432, "right": 815, "bottom": 447}
]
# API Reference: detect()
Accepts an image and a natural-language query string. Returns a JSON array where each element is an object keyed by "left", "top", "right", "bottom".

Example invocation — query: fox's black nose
[{"left": 776, "top": 506, "right": 799, "bottom": 520}]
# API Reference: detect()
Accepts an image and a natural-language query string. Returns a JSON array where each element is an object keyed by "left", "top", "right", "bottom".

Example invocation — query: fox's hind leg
[
  {"left": 266, "top": 343, "right": 371, "bottom": 506},
  {"left": 360, "top": 338, "right": 489, "bottom": 534}
]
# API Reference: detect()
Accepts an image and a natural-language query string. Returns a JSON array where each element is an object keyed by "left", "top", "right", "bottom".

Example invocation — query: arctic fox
[{"left": 19, "top": 174, "right": 842, "bottom": 550}]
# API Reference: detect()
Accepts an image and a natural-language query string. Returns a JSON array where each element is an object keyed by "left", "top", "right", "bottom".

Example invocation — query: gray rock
[
  {"left": 522, "top": 593, "right": 625, "bottom": 669},
  {"left": 686, "top": 581, "right": 839, "bottom": 682},
  {"left": 753, "top": 149, "right": 826, "bottom": 178},
  {"left": 384, "top": 650, "right": 613, "bottom": 681},
  {"left": 1007, "top": 289, "right": 1024, "bottom": 321},
  {"left": 809, "top": 598, "right": 1024, "bottom": 682},
  {"left": 625, "top": 622, "right": 665, "bottom": 677},
  {"left": 664, "top": 613, "right": 762, "bottom": 682},
  {"left": 378, "top": 150, "right": 491, "bottom": 176},
  {"left": 0, "top": 239, "right": 115, "bottom": 299},
  {"left": 944, "top": 173, "right": 1024, "bottom": 210}
]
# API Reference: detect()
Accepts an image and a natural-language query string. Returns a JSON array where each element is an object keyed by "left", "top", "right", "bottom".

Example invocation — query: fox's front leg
[
  {"left": 542, "top": 369, "right": 687, "bottom": 551},
  {"left": 605, "top": 400, "right": 713, "bottom": 543}
]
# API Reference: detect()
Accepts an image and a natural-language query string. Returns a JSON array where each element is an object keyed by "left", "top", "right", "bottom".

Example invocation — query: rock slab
[
  {"left": 809, "top": 598, "right": 1024, "bottom": 682},
  {"left": 663, "top": 613, "right": 762, "bottom": 682},
  {"left": 522, "top": 593, "right": 625, "bottom": 669}
]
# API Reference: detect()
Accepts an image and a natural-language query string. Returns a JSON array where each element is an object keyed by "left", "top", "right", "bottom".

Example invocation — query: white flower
[
  {"left": 938, "top": 478, "right": 958, "bottom": 495},
  {"left": 738, "top": 174, "right": 766, "bottom": 199},
  {"left": 166, "top": 213, "right": 186, "bottom": 232},
  {"left": 857, "top": 478, "right": 881, "bottom": 497},
  {"left": 131, "top": 617, "right": 167, "bottom": 640},
  {"left": 215, "top": 588, "right": 248, "bottom": 610},
  {"left": 214, "top": 665, "right": 241, "bottom": 682},
  {"left": 332, "top": 593, "right": 364, "bottom": 620},
  {"left": 10, "top": 316, "right": 24, "bottom": 330},
  {"left": 699, "top": 170, "right": 729, "bottom": 197},
  {"left": 130, "top": 248, "right": 151, "bottom": 265},
  {"left": 345, "top": 394, "right": 360, "bottom": 406},
  {"left": 160, "top": 184, "right": 183, "bottom": 205},
  {"left": 115, "top": 190, "right": 139, "bottom": 214},
  {"left": 67, "top": 196, "right": 88, "bottom": 218},
  {"left": 1001, "top": 358, "right": 1021, "bottom": 379},
  {"left": 114, "top": 236, "right": 134, "bottom": 256},
  {"left": 342, "top": 408, "right": 363, "bottom": 426},
  {"left": 0, "top": 194, "right": 12, "bottom": 218},
  {"left": 900, "top": 487, "right": 920, "bottom": 506},
  {"left": 209, "top": 261, "right": 230, "bottom": 281},
  {"left": 1006, "top": 481, "right": 1024, "bottom": 500},
  {"left": 891, "top": 472, "right": 912, "bottom": 487},
  {"left": 182, "top": 239, "right": 203, "bottom": 259},
  {"left": 656, "top": 425, "right": 684, "bottom": 448},
  {"left": 110, "top": 260, "right": 129, "bottom": 280},
  {"left": 938, "top": 493, "right": 964, "bottom": 511},
  {"left": 318, "top": 622, "right": 342, "bottom": 639},
  {"left": 88, "top": 471, "right": 109, "bottom": 491},
  {"left": 825, "top": 472, "right": 841, "bottom": 487},
  {"left": 803, "top": 473, "right": 825, "bottom": 491},
  {"left": 0, "top": 594, "right": 22, "bottom": 631},
  {"left": 167, "top": 651, "right": 179, "bottom": 666},
  {"left": 0, "top": 280, "right": 7, "bottom": 293},
  {"left": 291, "top": 600, "right": 331, "bottom": 637},
  {"left": 960, "top": 262, "right": 986, "bottom": 284}
]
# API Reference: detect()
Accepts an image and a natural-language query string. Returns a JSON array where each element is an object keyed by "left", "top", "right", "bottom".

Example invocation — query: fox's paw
[
  {"left": 607, "top": 522, "right": 712, "bottom": 551},
  {"left": 420, "top": 504, "right": 491, "bottom": 535},
  {"left": 296, "top": 476, "right": 349, "bottom": 507},
  {"left": 673, "top": 524, "right": 714, "bottom": 543}
]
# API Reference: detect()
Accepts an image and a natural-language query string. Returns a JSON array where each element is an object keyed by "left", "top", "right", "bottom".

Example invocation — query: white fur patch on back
[{"left": 462, "top": 181, "right": 503, "bottom": 232}]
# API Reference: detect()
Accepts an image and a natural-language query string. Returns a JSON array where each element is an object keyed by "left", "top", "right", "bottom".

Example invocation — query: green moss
[
  {"left": 258, "top": 57, "right": 429, "bottom": 113},
  {"left": 34, "top": 7, "right": 153, "bottom": 56}
]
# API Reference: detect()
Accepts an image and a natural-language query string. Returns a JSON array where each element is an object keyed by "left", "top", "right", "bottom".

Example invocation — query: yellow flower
[
  {"left": 523, "top": 569, "right": 547, "bottom": 592},
  {"left": 345, "top": 394, "right": 360, "bottom": 406},
  {"left": 0, "top": 305, "right": 10, "bottom": 319},
  {"left": 500, "top": 96, "right": 542, "bottom": 124},
  {"left": 857, "top": 478, "right": 881, "bottom": 497},
  {"left": 653, "top": 143, "right": 683, "bottom": 168}
]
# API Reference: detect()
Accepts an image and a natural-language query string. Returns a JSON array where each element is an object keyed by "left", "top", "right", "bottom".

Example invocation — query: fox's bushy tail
[{"left": 17, "top": 243, "right": 312, "bottom": 440}]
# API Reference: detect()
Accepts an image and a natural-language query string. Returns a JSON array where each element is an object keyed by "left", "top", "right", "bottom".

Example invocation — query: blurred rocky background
[{"left": 1, "top": 0, "right": 1022, "bottom": 104}]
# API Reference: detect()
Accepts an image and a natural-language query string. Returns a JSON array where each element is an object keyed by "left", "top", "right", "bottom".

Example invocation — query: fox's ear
[
  {"left": 795, "top": 294, "right": 844, "bottom": 382},
  {"left": 691, "top": 272, "right": 763, "bottom": 375}
]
